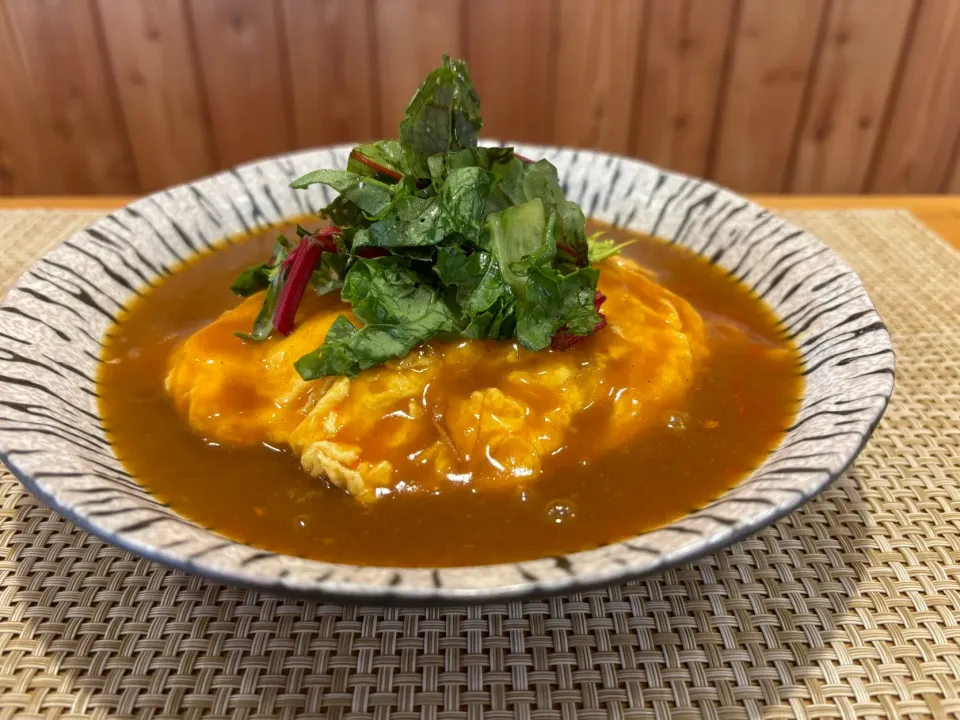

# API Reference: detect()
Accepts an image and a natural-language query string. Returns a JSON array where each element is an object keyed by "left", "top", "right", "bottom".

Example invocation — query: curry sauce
[{"left": 99, "top": 222, "right": 802, "bottom": 567}]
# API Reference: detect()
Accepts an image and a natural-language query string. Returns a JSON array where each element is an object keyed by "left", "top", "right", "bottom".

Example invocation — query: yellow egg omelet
[{"left": 165, "top": 256, "right": 708, "bottom": 502}]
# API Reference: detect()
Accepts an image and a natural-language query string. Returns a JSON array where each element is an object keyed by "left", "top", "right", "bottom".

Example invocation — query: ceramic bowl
[{"left": 0, "top": 145, "right": 894, "bottom": 604}]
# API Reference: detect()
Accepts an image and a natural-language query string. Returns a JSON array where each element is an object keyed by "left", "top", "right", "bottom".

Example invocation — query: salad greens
[{"left": 233, "top": 54, "right": 633, "bottom": 378}]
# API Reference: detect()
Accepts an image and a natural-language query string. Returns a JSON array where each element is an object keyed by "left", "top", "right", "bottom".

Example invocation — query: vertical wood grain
[
  {"left": 97, "top": 0, "right": 217, "bottom": 192},
  {"left": 281, "top": 0, "right": 378, "bottom": 147},
  {"left": 552, "top": 0, "right": 645, "bottom": 153},
  {"left": 710, "top": 0, "right": 827, "bottom": 193},
  {"left": 632, "top": 0, "right": 736, "bottom": 177},
  {"left": 787, "top": 0, "right": 915, "bottom": 193},
  {"left": 0, "top": 2, "right": 51, "bottom": 194},
  {"left": 946, "top": 155, "right": 960, "bottom": 194},
  {"left": 869, "top": 0, "right": 960, "bottom": 193},
  {"left": 188, "top": 0, "right": 295, "bottom": 168},
  {"left": 372, "top": 0, "right": 463, "bottom": 137},
  {"left": 465, "top": 0, "right": 555, "bottom": 143},
  {"left": 3, "top": 0, "right": 959, "bottom": 196},
  {"left": 4, "top": 0, "right": 139, "bottom": 194}
]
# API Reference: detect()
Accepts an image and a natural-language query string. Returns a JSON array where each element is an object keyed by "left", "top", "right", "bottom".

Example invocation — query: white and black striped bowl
[{"left": 0, "top": 145, "right": 894, "bottom": 604}]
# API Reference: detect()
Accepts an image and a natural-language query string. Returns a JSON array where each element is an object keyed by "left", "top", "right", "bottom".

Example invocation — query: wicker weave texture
[{"left": 1, "top": 209, "right": 958, "bottom": 719}]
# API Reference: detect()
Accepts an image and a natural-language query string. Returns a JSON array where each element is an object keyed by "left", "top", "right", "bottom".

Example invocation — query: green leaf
[
  {"left": 351, "top": 167, "right": 497, "bottom": 251},
  {"left": 478, "top": 146, "right": 516, "bottom": 169},
  {"left": 520, "top": 160, "right": 588, "bottom": 265},
  {"left": 319, "top": 195, "right": 368, "bottom": 229},
  {"left": 360, "top": 196, "right": 443, "bottom": 248},
  {"left": 230, "top": 262, "right": 271, "bottom": 297},
  {"left": 461, "top": 298, "right": 516, "bottom": 340},
  {"left": 426, "top": 147, "right": 517, "bottom": 216},
  {"left": 428, "top": 146, "right": 515, "bottom": 188},
  {"left": 436, "top": 246, "right": 515, "bottom": 340},
  {"left": 492, "top": 155, "right": 527, "bottom": 206},
  {"left": 398, "top": 54, "right": 483, "bottom": 177},
  {"left": 296, "top": 315, "right": 439, "bottom": 379},
  {"left": 230, "top": 234, "right": 292, "bottom": 296},
  {"left": 436, "top": 247, "right": 508, "bottom": 314},
  {"left": 487, "top": 199, "right": 554, "bottom": 300},
  {"left": 343, "top": 257, "right": 455, "bottom": 327},
  {"left": 295, "top": 257, "right": 459, "bottom": 378},
  {"left": 235, "top": 234, "right": 293, "bottom": 340},
  {"left": 294, "top": 315, "right": 362, "bottom": 378},
  {"left": 587, "top": 232, "right": 638, "bottom": 263},
  {"left": 236, "top": 279, "right": 282, "bottom": 342},
  {"left": 516, "top": 265, "right": 601, "bottom": 351},
  {"left": 310, "top": 252, "right": 348, "bottom": 296},
  {"left": 290, "top": 169, "right": 395, "bottom": 217},
  {"left": 485, "top": 157, "right": 589, "bottom": 266},
  {"left": 347, "top": 140, "right": 407, "bottom": 179},
  {"left": 392, "top": 245, "right": 437, "bottom": 262},
  {"left": 437, "top": 166, "right": 499, "bottom": 245}
]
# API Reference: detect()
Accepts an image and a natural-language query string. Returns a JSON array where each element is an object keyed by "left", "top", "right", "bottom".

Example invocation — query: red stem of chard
[
  {"left": 350, "top": 150, "right": 403, "bottom": 181},
  {"left": 274, "top": 225, "right": 388, "bottom": 336},
  {"left": 557, "top": 241, "right": 587, "bottom": 267},
  {"left": 551, "top": 292, "right": 607, "bottom": 351},
  {"left": 284, "top": 227, "right": 339, "bottom": 269},
  {"left": 274, "top": 236, "right": 324, "bottom": 336},
  {"left": 314, "top": 226, "right": 339, "bottom": 253}
]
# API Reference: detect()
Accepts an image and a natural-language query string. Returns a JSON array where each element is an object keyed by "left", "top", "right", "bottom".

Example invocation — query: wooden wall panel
[
  {"left": 2, "top": 0, "right": 959, "bottom": 196},
  {"left": 4, "top": 0, "right": 139, "bottom": 194},
  {"left": 465, "top": 0, "right": 555, "bottom": 143},
  {"left": 553, "top": 0, "right": 645, "bottom": 154},
  {"left": 710, "top": 0, "right": 827, "bottom": 193},
  {"left": 632, "top": 0, "right": 736, "bottom": 177},
  {"left": 787, "top": 0, "right": 915, "bottom": 193},
  {"left": 97, "top": 0, "right": 216, "bottom": 192},
  {"left": 869, "top": 0, "right": 960, "bottom": 193},
  {"left": 947, "top": 164, "right": 960, "bottom": 194},
  {"left": 188, "top": 0, "right": 295, "bottom": 168},
  {"left": 373, "top": 0, "right": 462, "bottom": 137},
  {"left": 0, "top": 3, "right": 50, "bottom": 194},
  {"left": 281, "top": 0, "right": 378, "bottom": 147}
]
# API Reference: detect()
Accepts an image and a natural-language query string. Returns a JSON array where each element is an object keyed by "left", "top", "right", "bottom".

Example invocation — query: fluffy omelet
[{"left": 166, "top": 256, "right": 708, "bottom": 502}]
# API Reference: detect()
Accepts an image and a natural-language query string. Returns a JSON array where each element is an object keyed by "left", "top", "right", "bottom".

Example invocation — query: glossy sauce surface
[{"left": 99, "top": 222, "right": 802, "bottom": 567}]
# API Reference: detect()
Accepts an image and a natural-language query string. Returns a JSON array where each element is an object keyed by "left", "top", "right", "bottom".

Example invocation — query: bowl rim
[{"left": 0, "top": 143, "right": 895, "bottom": 603}]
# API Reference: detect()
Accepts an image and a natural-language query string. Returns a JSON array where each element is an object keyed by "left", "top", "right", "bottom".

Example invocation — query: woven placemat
[{"left": 1, "top": 209, "right": 958, "bottom": 719}]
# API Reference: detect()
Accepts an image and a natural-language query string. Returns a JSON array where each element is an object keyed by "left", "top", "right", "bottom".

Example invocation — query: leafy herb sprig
[{"left": 232, "top": 55, "right": 633, "bottom": 378}]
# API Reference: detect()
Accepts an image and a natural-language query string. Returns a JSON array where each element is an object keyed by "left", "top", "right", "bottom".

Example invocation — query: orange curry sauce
[{"left": 98, "top": 222, "right": 802, "bottom": 567}]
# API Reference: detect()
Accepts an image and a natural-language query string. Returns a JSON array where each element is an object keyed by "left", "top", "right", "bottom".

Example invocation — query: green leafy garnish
[
  {"left": 436, "top": 246, "right": 516, "bottom": 340},
  {"left": 289, "top": 169, "right": 395, "bottom": 217},
  {"left": 587, "top": 231, "right": 638, "bottom": 263},
  {"left": 230, "top": 262, "right": 271, "bottom": 297},
  {"left": 398, "top": 54, "right": 482, "bottom": 177},
  {"left": 347, "top": 140, "right": 406, "bottom": 180},
  {"left": 310, "top": 252, "right": 348, "bottom": 296},
  {"left": 233, "top": 235, "right": 293, "bottom": 340},
  {"left": 487, "top": 199, "right": 554, "bottom": 301},
  {"left": 295, "top": 258, "right": 458, "bottom": 378},
  {"left": 232, "top": 54, "right": 635, "bottom": 377},
  {"left": 231, "top": 234, "right": 291, "bottom": 297}
]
